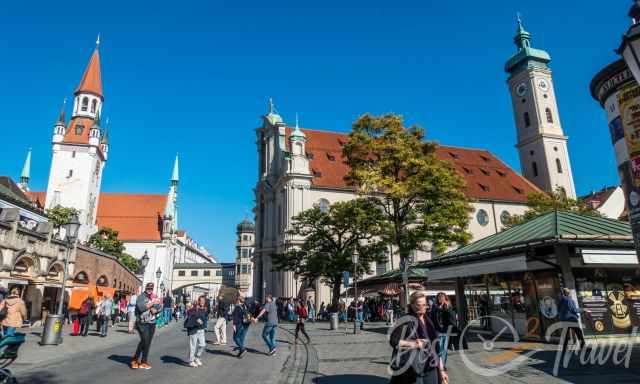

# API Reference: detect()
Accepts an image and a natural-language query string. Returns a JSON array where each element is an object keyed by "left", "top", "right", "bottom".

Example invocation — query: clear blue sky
[{"left": 0, "top": 0, "right": 630, "bottom": 261}]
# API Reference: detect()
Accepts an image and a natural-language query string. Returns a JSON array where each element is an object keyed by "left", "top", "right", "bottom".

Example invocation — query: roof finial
[
  {"left": 171, "top": 152, "right": 179, "bottom": 185},
  {"left": 96, "top": 34, "right": 101, "bottom": 47},
  {"left": 295, "top": 113, "right": 299, "bottom": 129},
  {"left": 268, "top": 97, "right": 274, "bottom": 114},
  {"left": 57, "top": 98, "right": 67, "bottom": 124}
]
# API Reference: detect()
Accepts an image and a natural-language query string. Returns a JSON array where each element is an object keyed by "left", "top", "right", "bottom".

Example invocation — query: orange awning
[{"left": 96, "top": 286, "right": 116, "bottom": 298}]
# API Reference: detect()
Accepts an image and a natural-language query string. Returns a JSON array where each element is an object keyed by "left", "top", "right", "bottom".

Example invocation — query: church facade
[{"left": 253, "top": 20, "right": 577, "bottom": 304}]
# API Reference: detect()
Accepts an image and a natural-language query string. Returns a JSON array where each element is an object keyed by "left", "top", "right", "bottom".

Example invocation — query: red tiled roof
[
  {"left": 63, "top": 117, "right": 94, "bottom": 144},
  {"left": 580, "top": 187, "right": 617, "bottom": 210},
  {"left": 76, "top": 48, "right": 103, "bottom": 97},
  {"left": 286, "top": 128, "right": 540, "bottom": 202},
  {"left": 26, "top": 192, "right": 166, "bottom": 241}
]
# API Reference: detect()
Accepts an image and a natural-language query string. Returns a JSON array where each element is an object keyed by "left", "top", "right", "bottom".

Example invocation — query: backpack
[{"left": 79, "top": 300, "right": 90, "bottom": 316}]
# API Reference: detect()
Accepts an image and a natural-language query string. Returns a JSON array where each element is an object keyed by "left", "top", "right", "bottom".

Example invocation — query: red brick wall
[{"left": 73, "top": 246, "right": 141, "bottom": 294}]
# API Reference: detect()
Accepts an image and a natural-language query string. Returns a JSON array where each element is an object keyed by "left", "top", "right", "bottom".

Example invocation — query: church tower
[
  {"left": 45, "top": 38, "right": 107, "bottom": 241},
  {"left": 505, "top": 17, "right": 576, "bottom": 198}
]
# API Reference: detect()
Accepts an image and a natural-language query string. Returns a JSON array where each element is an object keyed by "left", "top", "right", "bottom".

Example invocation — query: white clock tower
[
  {"left": 45, "top": 40, "right": 107, "bottom": 241},
  {"left": 505, "top": 17, "right": 576, "bottom": 198}
]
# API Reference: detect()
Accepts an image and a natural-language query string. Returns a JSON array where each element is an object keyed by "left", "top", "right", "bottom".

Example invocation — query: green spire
[
  {"left": 504, "top": 14, "right": 551, "bottom": 74},
  {"left": 514, "top": 13, "right": 531, "bottom": 49},
  {"left": 290, "top": 113, "right": 306, "bottom": 139},
  {"left": 20, "top": 148, "right": 31, "bottom": 182}
]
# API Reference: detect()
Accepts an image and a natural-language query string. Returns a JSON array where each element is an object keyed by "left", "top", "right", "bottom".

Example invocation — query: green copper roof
[
  {"left": 436, "top": 211, "right": 631, "bottom": 260},
  {"left": 505, "top": 18, "right": 551, "bottom": 74}
]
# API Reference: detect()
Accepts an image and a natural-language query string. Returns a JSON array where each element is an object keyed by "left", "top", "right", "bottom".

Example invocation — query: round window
[
  {"left": 500, "top": 211, "right": 511, "bottom": 225},
  {"left": 318, "top": 199, "right": 330, "bottom": 213},
  {"left": 477, "top": 209, "right": 489, "bottom": 226}
]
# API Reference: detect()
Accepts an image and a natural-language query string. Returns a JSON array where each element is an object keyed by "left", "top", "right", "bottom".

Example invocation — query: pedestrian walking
[
  {"left": 232, "top": 295, "right": 252, "bottom": 358},
  {"left": 253, "top": 293, "right": 278, "bottom": 355},
  {"left": 97, "top": 295, "right": 113, "bottom": 337},
  {"left": 307, "top": 300, "right": 316, "bottom": 324},
  {"left": 294, "top": 300, "right": 310, "bottom": 343},
  {"left": 0, "top": 287, "right": 27, "bottom": 336},
  {"left": 163, "top": 294, "right": 173, "bottom": 326},
  {"left": 78, "top": 296, "right": 94, "bottom": 337},
  {"left": 385, "top": 300, "right": 394, "bottom": 326},
  {"left": 213, "top": 294, "right": 228, "bottom": 345},
  {"left": 185, "top": 296, "right": 207, "bottom": 368},
  {"left": 127, "top": 292, "right": 138, "bottom": 334},
  {"left": 131, "top": 282, "right": 161, "bottom": 370},
  {"left": 431, "top": 292, "right": 455, "bottom": 367},
  {"left": 558, "top": 287, "right": 589, "bottom": 356},
  {"left": 389, "top": 291, "right": 448, "bottom": 384},
  {"left": 356, "top": 300, "right": 364, "bottom": 330}
]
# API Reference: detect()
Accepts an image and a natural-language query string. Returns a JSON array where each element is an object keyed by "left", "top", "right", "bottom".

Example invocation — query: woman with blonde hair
[
  {"left": 432, "top": 292, "right": 454, "bottom": 367},
  {"left": 388, "top": 292, "right": 447, "bottom": 384}
]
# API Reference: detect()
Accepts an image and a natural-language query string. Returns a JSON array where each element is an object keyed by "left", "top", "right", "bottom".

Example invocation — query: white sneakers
[
  {"left": 195, "top": 358, "right": 203, "bottom": 366},
  {"left": 189, "top": 359, "right": 203, "bottom": 368}
]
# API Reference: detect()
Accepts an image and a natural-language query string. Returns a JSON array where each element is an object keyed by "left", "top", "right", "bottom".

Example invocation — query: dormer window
[
  {"left": 306, "top": 152, "right": 314, "bottom": 159},
  {"left": 512, "top": 186, "right": 524, "bottom": 194},
  {"left": 326, "top": 153, "right": 336, "bottom": 161},
  {"left": 462, "top": 167, "right": 473, "bottom": 175},
  {"left": 496, "top": 170, "right": 506, "bottom": 177},
  {"left": 480, "top": 168, "right": 490, "bottom": 176},
  {"left": 75, "top": 124, "right": 85, "bottom": 135},
  {"left": 312, "top": 169, "right": 322, "bottom": 177},
  {"left": 480, "top": 155, "right": 491, "bottom": 162},
  {"left": 478, "top": 183, "right": 489, "bottom": 192},
  {"left": 448, "top": 152, "right": 459, "bottom": 159}
]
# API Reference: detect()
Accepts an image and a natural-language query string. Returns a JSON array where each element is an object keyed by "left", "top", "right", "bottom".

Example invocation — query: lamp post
[
  {"left": 160, "top": 282, "right": 165, "bottom": 296},
  {"left": 352, "top": 252, "right": 358, "bottom": 335},
  {"left": 156, "top": 268, "right": 162, "bottom": 296},
  {"left": 41, "top": 213, "right": 80, "bottom": 345},
  {"left": 620, "top": 1, "right": 640, "bottom": 84},
  {"left": 139, "top": 250, "right": 150, "bottom": 276}
]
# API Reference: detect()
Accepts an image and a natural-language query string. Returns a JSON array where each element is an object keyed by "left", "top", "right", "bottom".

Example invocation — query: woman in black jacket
[
  {"left": 389, "top": 292, "right": 447, "bottom": 384},
  {"left": 232, "top": 296, "right": 251, "bottom": 358}
]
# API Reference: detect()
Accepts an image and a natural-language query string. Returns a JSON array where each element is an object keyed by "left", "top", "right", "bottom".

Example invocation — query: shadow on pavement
[
  {"left": 15, "top": 370, "right": 61, "bottom": 384},
  {"left": 161, "top": 355, "right": 188, "bottom": 366},
  {"left": 312, "top": 374, "right": 388, "bottom": 384},
  {"left": 206, "top": 349, "right": 237, "bottom": 357},
  {"left": 107, "top": 354, "right": 133, "bottom": 366}
]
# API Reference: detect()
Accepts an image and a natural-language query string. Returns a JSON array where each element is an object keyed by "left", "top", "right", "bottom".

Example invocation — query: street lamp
[
  {"left": 42, "top": 213, "right": 80, "bottom": 345},
  {"left": 352, "top": 252, "right": 358, "bottom": 335},
  {"left": 156, "top": 267, "right": 162, "bottom": 295},
  {"left": 160, "top": 282, "right": 165, "bottom": 296},
  {"left": 619, "top": 1, "right": 640, "bottom": 84},
  {"left": 57, "top": 213, "right": 81, "bottom": 315}
]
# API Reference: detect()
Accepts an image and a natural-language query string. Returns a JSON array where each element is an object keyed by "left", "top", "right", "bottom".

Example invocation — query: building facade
[
  {"left": 253, "top": 20, "right": 578, "bottom": 305},
  {"left": 235, "top": 219, "right": 254, "bottom": 297}
]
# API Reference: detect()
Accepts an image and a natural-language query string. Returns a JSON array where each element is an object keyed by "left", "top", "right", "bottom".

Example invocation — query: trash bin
[
  {"left": 40, "top": 314, "right": 64, "bottom": 345},
  {"left": 330, "top": 312, "right": 339, "bottom": 330}
]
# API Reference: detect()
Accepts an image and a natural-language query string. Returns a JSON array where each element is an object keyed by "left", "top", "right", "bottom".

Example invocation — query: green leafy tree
[
  {"left": 272, "top": 198, "right": 388, "bottom": 308},
  {"left": 119, "top": 253, "right": 140, "bottom": 274},
  {"left": 342, "top": 113, "right": 472, "bottom": 298},
  {"left": 45, "top": 205, "right": 79, "bottom": 228},
  {"left": 88, "top": 227, "right": 139, "bottom": 273},
  {"left": 505, "top": 187, "right": 603, "bottom": 227}
]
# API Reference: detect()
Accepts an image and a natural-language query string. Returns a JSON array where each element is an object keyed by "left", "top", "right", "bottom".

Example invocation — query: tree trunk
[{"left": 330, "top": 279, "right": 342, "bottom": 311}]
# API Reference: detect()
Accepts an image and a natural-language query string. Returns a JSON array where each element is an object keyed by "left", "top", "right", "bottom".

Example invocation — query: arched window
[
  {"left": 317, "top": 199, "right": 330, "bottom": 213},
  {"left": 546, "top": 108, "right": 553, "bottom": 123},
  {"left": 73, "top": 271, "right": 89, "bottom": 284},
  {"left": 96, "top": 275, "right": 109, "bottom": 287},
  {"left": 81, "top": 97, "right": 89, "bottom": 112},
  {"left": 556, "top": 158, "right": 563, "bottom": 173},
  {"left": 91, "top": 99, "right": 97, "bottom": 113},
  {"left": 524, "top": 112, "right": 531, "bottom": 127},
  {"left": 532, "top": 161, "right": 538, "bottom": 177}
]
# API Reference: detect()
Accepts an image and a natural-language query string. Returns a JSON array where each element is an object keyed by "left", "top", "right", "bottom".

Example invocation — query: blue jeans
[
  {"left": 99, "top": 315, "right": 109, "bottom": 336},
  {"left": 438, "top": 334, "right": 449, "bottom": 366},
  {"left": 356, "top": 311, "right": 364, "bottom": 328},
  {"left": 234, "top": 324, "right": 249, "bottom": 351},
  {"left": 3, "top": 327, "right": 16, "bottom": 337},
  {"left": 262, "top": 324, "right": 277, "bottom": 351},
  {"left": 163, "top": 308, "right": 172, "bottom": 324}
]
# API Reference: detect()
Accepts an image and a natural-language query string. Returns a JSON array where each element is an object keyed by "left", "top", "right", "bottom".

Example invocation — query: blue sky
[{"left": 0, "top": 1, "right": 630, "bottom": 261}]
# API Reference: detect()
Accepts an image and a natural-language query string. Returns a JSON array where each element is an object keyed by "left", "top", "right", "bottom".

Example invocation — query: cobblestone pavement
[{"left": 282, "top": 321, "right": 640, "bottom": 384}]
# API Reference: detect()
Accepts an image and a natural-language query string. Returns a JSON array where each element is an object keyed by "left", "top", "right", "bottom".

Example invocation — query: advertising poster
[{"left": 616, "top": 83, "right": 640, "bottom": 254}]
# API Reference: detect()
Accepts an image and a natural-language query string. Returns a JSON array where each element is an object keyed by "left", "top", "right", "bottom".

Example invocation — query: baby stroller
[{"left": 0, "top": 333, "right": 25, "bottom": 384}]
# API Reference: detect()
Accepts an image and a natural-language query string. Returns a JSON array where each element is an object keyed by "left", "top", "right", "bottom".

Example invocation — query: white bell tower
[{"left": 505, "top": 17, "right": 576, "bottom": 198}]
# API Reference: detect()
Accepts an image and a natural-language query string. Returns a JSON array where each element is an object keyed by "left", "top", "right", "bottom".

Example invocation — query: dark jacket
[
  {"left": 185, "top": 306, "right": 207, "bottom": 335},
  {"left": 232, "top": 303, "right": 249, "bottom": 327},
  {"left": 216, "top": 301, "right": 230, "bottom": 320},
  {"left": 389, "top": 313, "right": 440, "bottom": 383},
  {"left": 163, "top": 296, "right": 173, "bottom": 309},
  {"left": 558, "top": 296, "right": 581, "bottom": 321}
]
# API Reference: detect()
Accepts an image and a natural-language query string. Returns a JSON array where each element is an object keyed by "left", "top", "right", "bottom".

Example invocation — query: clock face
[
  {"left": 537, "top": 78, "right": 549, "bottom": 91},
  {"left": 515, "top": 83, "right": 527, "bottom": 97}
]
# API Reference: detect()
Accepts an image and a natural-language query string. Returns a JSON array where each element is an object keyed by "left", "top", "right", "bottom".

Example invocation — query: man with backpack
[{"left": 78, "top": 297, "right": 94, "bottom": 337}]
